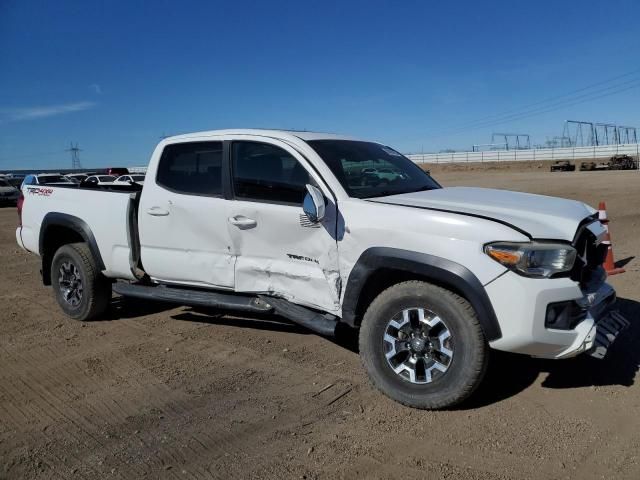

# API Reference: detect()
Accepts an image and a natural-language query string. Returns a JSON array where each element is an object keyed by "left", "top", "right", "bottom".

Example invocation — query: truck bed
[{"left": 18, "top": 184, "right": 139, "bottom": 280}]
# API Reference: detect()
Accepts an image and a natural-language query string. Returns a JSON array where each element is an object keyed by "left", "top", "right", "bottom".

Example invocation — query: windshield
[
  {"left": 0, "top": 179, "right": 10, "bottom": 187},
  {"left": 99, "top": 176, "right": 116, "bottom": 182},
  {"left": 131, "top": 175, "right": 145, "bottom": 181},
  {"left": 307, "top": 140, "right": 440, "bottom": 199}
]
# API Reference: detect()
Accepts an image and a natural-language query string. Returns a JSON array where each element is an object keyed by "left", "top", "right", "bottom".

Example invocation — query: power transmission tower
[
  {"left": 563, "top": 120, "right": 595, "bottom": 147},
  {"left": 490, "top": 133, "right": 531, "bottom": 150},
  {"left": 594, "top": 123, "right": 619, "bottom": 146},
  {"left": 618, "top": 126, "right": 638, "bottom": 144},
  {"left": 66, "top": 142, "right": 82, "bottom": 169},
  {"left": 563, "top": 120, "right": 637, "bottom": 146}
]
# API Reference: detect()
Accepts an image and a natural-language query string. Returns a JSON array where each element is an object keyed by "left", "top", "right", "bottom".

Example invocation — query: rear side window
[
  {"left": 157, "top": 141, "right": 223, "bottom": 196},
  {"left": 231, "top": 142, "right": 310, "bottom": 204}
]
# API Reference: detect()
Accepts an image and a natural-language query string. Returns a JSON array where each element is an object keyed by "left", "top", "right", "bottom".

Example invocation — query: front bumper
[{"left": 486, "top": 272, "right": 629, "bottom": 359}]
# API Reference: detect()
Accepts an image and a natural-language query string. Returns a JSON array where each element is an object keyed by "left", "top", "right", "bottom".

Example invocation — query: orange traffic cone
[{"left": 598, "top": 201, "right": 625, "bottom": 275}]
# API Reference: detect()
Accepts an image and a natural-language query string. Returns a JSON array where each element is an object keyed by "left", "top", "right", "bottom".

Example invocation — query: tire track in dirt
[
  {"left": 1, "top": 315, "right": 360, "bottom": 479},
  {"left": 1, "top": 341, "right": 205, "bottom": 478}
]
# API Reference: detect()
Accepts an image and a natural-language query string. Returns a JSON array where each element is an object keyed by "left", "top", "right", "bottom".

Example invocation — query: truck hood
[{"left": 371, "top": 187, "right": 595, "bottom": 240}]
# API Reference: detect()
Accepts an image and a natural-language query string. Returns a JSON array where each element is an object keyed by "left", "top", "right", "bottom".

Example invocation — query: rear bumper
[{"left": 487, "top": 272, "right": 629, "bottom": 359}]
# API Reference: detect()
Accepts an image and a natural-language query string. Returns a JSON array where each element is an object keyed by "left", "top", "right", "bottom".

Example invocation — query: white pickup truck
[{"left": 17, "top": 129, "right": 629, "bottom": 409}]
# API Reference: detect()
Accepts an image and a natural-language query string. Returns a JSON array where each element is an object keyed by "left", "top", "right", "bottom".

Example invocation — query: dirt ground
[{"left": 1, "top": 169, "right": 639, "bottom": 480}]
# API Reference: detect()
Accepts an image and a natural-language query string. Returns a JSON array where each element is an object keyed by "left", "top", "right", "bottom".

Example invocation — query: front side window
[
  {"left": 232, "top": 142, "right": 310, "bottom": 204},
  {"left": 307, "top": 140, "right": 440, "bottom": 199},
  {"left": 157, "top": 141, "right": 223, "bottom": 195}
]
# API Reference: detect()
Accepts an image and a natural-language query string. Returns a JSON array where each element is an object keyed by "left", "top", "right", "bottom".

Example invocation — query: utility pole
[{"left": 66, "top": 142, "right": 82, "bottom": 169}]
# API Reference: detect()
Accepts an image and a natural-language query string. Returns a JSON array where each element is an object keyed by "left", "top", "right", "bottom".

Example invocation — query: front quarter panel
[{"left": 337, "top": 199, "right": 527, "bottom": 291}]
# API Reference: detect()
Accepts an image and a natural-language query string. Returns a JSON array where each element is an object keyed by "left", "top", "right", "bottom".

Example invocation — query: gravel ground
[{"left": 1, "top": 168, "right": 639, "bottom": 479}]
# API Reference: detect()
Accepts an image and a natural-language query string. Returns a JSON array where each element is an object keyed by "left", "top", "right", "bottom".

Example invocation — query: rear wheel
[
  {"left": 359, "top": 281, "right": 488, "bottom": 409},
  {"left": 51, "top": 243, "right": 111, "bottom": 321}
]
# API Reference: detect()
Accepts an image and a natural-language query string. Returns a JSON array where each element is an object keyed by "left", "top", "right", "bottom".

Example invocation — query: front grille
[{"left": 570, "top": 217, "right": 608, "bottom": 288}]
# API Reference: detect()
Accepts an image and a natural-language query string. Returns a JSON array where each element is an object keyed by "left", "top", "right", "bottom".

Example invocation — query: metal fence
[{"left": 406, "top": 143, "right": 640, "bottom": 165}]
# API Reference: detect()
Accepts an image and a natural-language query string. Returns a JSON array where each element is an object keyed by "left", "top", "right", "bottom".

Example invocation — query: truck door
[
  {"left": 227, "top": 139, "right": 341, "bottom": 313},
  {"left": 138, "top": 140, "right": 236, "bottom": 288}
]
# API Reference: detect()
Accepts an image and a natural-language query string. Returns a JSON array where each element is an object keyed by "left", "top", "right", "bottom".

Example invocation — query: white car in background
[
  {"left": 21, "top": 173, "right": 75, "bottom": 190},
  {"left": 64, "top": 173, "right": 92, "bottom": 184},
  {"left": 82, "top": 175, "right": 117, "bottom": 186},
  {"left": 0, "top": 177, "right": 21, "bottom": 205},
  {"left": 114, "top": 174, "right": 145, "bottom": 186}
]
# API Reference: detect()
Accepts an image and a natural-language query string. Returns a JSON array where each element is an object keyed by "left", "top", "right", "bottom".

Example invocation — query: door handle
[
  {"left": 146, "top": 207, "right": 170, "bottom": 216},
  {"left": 228, "top": 215, "right": 257, "bottom": 229}
]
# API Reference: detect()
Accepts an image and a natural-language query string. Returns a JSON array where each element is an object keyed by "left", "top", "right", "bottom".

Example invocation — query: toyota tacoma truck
[{"left": 16, "top": 129, "right": 630, "bottom": 409}]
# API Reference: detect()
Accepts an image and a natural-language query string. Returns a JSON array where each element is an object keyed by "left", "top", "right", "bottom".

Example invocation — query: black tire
[
  {"left": 51, "top": 242, "right": 111, "bottom": 321},
  {"left": 359, "top": 281, "right": 488, "bottom": 409}
]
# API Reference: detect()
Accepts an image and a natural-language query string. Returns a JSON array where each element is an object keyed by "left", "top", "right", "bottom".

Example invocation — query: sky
[{"left": 1, "top": 0, "right": 640, "bottom": 170}]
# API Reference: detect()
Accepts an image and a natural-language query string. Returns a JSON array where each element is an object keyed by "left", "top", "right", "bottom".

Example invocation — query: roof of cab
[{"left": 164, "top": 129, "right": 360, "bottom": 144}]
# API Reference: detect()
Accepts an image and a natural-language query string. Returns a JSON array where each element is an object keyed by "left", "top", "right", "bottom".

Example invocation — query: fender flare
[
  {"left": 341, "top": 247, "right": 502, "bottom": 341},
  {"left": 39, "top": 212, "right": 105, "bottom": 285}
]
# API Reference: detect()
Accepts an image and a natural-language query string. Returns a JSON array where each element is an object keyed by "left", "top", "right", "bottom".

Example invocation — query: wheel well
[
  {"left": 41, "top": 226, "right": 84, "bottom": 285},
  {"left": 352, "top": 268, "right": 469, "bottom": 326}
]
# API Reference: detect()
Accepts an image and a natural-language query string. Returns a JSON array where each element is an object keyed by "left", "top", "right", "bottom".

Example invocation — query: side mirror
[{"left": 302, "top": 184, "right": 325, "bottom": 223}]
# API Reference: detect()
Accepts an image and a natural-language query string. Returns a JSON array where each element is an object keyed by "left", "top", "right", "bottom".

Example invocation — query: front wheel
[
  {"left": 359, "top": 281, "right": 488, "bottom": 409},
  {"left": 51, "top": 243, "right": 111, "bottom": 321}
]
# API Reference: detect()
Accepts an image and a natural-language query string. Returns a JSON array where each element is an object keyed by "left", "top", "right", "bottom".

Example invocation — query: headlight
[{"left": 484, "top": 242, "right": 577, "bottom": 278}]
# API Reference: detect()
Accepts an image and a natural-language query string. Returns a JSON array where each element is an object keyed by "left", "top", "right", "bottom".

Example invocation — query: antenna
[{"left": 66, "top": 142, "right": 82, "bottom": 169}]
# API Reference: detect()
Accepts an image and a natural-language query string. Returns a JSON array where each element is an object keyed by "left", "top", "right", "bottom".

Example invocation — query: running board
[
  {"left": 112, "top": 283, "right": 338, "bottom": 336},
  {"left": 259, "top": 295, "right": 338, "bottom": 336},
  {"left": 112, "top": 282, "right": 273, "bottom": 313}
]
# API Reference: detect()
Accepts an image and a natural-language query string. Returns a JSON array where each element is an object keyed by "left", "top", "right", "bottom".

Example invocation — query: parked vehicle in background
[
  {"left": 7, "top": 177, "right": 24, "bottom": 189},
  {"left": 17, "top": 129, "right": 630, "bottom": 410},
  {"left": 607, "top": 154, "right": 638, "bottom": 170},
  {"left": 82, "top": 175, "right": 117, "bottom": 187},
  {"left": 107, "top": 167, "right": 130, "bottom": 177},
  {"left": 361, "top": 167, "right": 406, "bottom": 186},
  {"left": 114, "top": 174, "right": 145, "bottom": 185},
  {"left": 550, "top": 160, "right": 575, "bottom": 172},
  {"left": 21, "top": 173, "right": 75, "bottom": 190},
  {"left": 581, "top": 155, "right": 638, "bottom": 171},
  {"left": 64, "top": 173, "right": 90, "bottom": 184},
  {"left": 0, "top": 178, "right": 21, "bottom": 205},
  {"left": 580, "top": 161, "right": 596, "bottom": 171}
]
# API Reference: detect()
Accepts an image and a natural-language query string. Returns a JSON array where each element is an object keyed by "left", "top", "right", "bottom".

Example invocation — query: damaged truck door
[
  {"left": 138, "top": 140, "right": 236, "bottom": 288},
  {"left": 228, "top": 139, "right": 341, "bottom": 313}
]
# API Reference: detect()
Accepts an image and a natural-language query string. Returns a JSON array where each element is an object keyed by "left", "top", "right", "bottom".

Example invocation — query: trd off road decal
[
  {"left": 286, "top": 253, "right": 320, "bottom": 264},
  {"left": 27, "top": 187, "right": 54, "bottom": 197}
]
